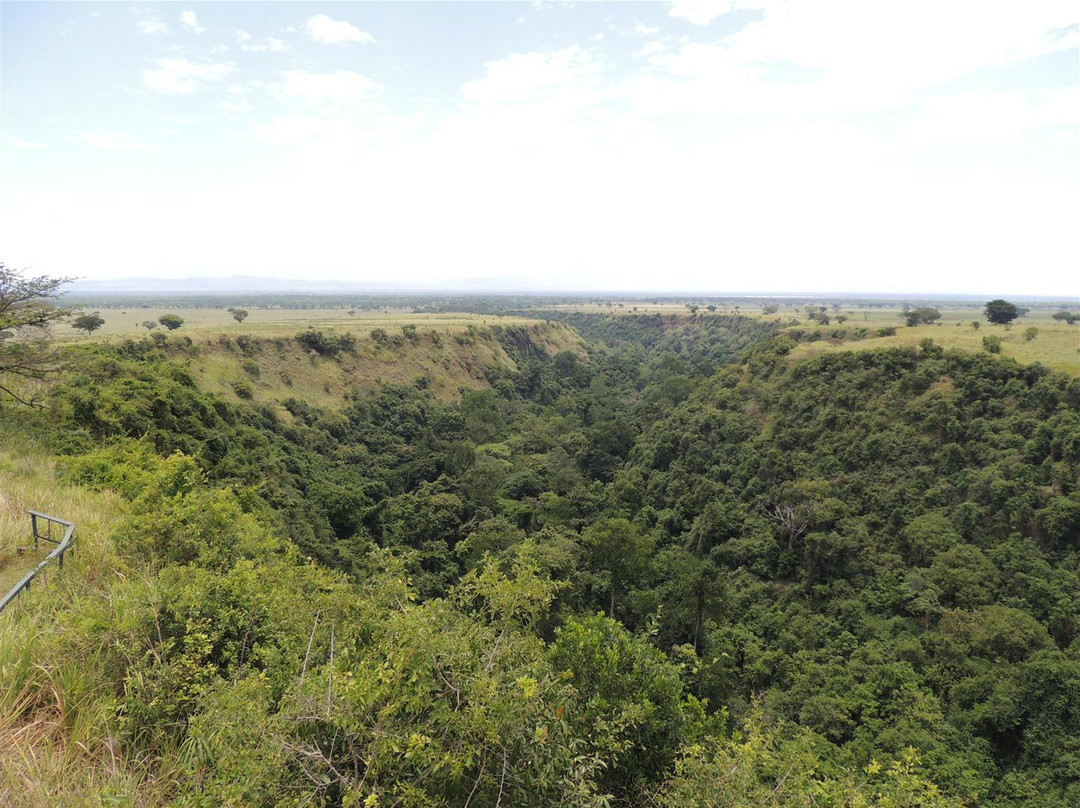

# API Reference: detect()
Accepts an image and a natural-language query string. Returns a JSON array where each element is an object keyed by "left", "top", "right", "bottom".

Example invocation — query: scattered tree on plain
[
  {"left": 1051, "top": 310, "right": 1078, "bottom": 324},
  {"left": 72, "top": 312, "right": 105, "bottom": 337},
  {"left": 142, "top": 320, "right": 158, "bottom": 330},
  {"left": 158, "top": 314, "right": 185, "bottom": 331},
  {"left": 984, "top": 299, "right": 1019, "bottom": 325},
  {"left": 228, "top": 307, "right": 249, "bottom": 323},
  {"left": 903, "top": 307, "right": 941, "bottom": 327}
]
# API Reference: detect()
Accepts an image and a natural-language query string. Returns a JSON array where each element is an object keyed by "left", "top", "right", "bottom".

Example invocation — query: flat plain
[{"left": 57, "top": 301, "right": 1079, "bottom": 376}]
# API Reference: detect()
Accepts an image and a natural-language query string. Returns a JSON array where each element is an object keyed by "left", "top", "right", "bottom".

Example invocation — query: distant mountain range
[{"left": 60, "top": 276, "right": 1076, "bottom": 302}]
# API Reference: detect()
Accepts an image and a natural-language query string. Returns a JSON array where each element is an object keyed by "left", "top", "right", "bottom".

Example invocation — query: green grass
[
  {"left": 49, "top": 301, "right": 1080, "bottom": 378},
  {"left": 57, "top": 306, "right": 546, "bottom": 342},
  {"left": 780, "top": 310, "right": 1079, "bottom": 376},
  {"left": 0, "top": 438, "right": 124, "bottom": 606},
  {"left": 0, "top": 436, "right": 139, "bottom": 807},
  {"left": 548, "top": 302, "right": 1079, "bottom": 376}
]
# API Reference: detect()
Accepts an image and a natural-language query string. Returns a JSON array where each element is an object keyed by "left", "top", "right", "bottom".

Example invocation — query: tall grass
[{"left": 0, "top": 436, "right": 170, "bottom": 806}]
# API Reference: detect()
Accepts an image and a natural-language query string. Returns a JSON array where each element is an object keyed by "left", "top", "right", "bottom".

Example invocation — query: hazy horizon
[{"left": 3, "top": 2, "right": 1078, "bottom": 296}]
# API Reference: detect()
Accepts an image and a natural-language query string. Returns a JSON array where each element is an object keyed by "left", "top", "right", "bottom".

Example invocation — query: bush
[
  {"left": 231, "top": 379, "right": 254, "bottom": 399},
  {"left": 295, "top": 330, "right": 356, "bottom": 357},
  {"left": 983, "top": 334, "right": 1002, "bottom": 354}
]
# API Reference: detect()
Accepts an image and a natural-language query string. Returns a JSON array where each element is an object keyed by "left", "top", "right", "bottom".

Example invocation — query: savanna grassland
[
  {"left": 1, "top": 290, "right": 1078, "bottom": 808},
  {"left": 54, "top": 305, "right": 543, "bottom": 341}
]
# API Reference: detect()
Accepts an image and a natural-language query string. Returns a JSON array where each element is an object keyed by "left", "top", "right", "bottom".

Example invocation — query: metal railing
[{"left": 0, "top": 511, "right": 76, "bottom": 614}]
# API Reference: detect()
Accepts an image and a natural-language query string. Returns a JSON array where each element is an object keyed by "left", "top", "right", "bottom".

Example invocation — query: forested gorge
[{"left": 3, "top": 314, "right": 1078, "bottom": 806}]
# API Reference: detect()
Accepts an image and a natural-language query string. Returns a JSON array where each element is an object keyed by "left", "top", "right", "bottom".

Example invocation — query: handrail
[{"left": 0, "top": 511, "right": 76, "bottom": 614}]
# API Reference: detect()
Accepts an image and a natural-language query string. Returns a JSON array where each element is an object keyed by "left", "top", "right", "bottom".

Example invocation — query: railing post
[{"left": 32, "top": 512, "right": 38, "bottom": 550}]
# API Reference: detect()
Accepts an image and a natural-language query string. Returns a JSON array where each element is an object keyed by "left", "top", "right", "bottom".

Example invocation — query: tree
[
  {"left": 984, "top": 299, "right": 1019, "bottom": 325},
  {"left": 0, "top": 262, "right": 74, "bottom": 405},
  {"left": 970, "top": 321, "right": 980, "bottom": 330},
  {"left": 1051, "top": 310, "right": 1078, "bottom": 325},
  {"left": 903, "top": 307, "right": 941, "bottom": 327},
  {"left": 581, "top": 517, "right": 653, "bottom": 616},
  {"left": 158, "top": 314, "right": 185, "bottom": 331},
  {"left": 72, "top": 312, "right": 105, "bottom": 337},
  {"left": 1023, "top": 326, "right": 1038, "bottom": 342},
  {"left": 228, "top": 308, "right": 249, "bottom": 324},
  {"left": 141, "top": 320, "right": 158, "bottom": 330}
]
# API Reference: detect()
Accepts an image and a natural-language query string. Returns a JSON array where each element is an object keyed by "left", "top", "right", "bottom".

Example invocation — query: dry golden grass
[
  {"left": 55, "top": 306, "right": 545, "bottom": 342},
  {"left": 174, "top": 321, "right": 584, "bottom": 411},
  {"left": 0, "top": 436, "right": 149, "bottom": 806}
]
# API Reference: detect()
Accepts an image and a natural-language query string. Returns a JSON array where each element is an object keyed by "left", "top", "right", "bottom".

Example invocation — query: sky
[{"left": 1, "top": 1, "right": 1077, "bottom": 295}]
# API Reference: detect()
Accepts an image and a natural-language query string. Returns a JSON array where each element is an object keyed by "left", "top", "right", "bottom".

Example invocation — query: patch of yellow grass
[
  {"left": 174, "top": 321, "right": 584, "bottom": 411},
  {"left": 56, "top": 306, "right": 547, "bottom": 342},
  {"left": 788, "top": 321, "right": 1079, "bottom": 376},
  {"left": 0, "top": 436, "right": 124, "bottom": 607}
]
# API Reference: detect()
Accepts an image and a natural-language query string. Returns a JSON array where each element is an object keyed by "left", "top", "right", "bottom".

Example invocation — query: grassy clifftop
[{"left": 124, "top": 320, "right": 584, "bottom": 412}]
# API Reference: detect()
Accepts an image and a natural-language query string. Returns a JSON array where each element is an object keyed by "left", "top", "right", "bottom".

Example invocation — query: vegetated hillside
[
  {"left": 1, "top": 315, "right": 1077, "bottom": 807},
  {"left": 510, "top": 311, "right": 784, "bottom": 375},
  {"left": 150, "top": 319, "right": 584, "bottom": 410}
]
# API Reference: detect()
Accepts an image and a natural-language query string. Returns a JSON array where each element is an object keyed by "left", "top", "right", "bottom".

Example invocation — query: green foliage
[
  {"left": 72, "top": 311, "right": 105, "bottom": 336},
  {"left": 904, "top": 307, "right": 941, "bottom": 327},
  {"left": 655, "top": 706, "right": 962, "bottom": 807},
  {"left": 984, "top": 299, "right": 1019, "bottom": 325},
  {"left": 158, "top": 313, "right": 185, "bottom": 330},
  {"left": 295, "top": 329, "right": 357, "bottom": 356},
  {"left": 5, "top": 309, "right": 1077, "bottom": 807}
]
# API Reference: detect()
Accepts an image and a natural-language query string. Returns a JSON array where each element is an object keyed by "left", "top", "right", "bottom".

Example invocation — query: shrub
[
  {"left": 231, "top": 379, "right": 254, "bottom": 399},
  {"left": 295, "top": 330, "right": 356, "bottom": 357}
]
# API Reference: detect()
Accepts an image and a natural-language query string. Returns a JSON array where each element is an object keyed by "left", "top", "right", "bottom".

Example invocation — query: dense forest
[{"left": 2, "top": 310, "right": 1078, "bottom": 806}]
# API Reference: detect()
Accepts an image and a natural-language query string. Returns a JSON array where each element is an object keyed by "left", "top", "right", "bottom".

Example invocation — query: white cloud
[
  {"left": 73, "top": 133, "right": 157, "bottom": 152},
  {"left": 667, "top": 0, "right": 733, "bottom": 26},
  {"left": 634, "top": 23, "right": 660, "bottom": 35},
  {"left": 303, "top": 14, "right": 375, "bottom": 45},
  {"left": 251, "top": 116, "right": 333, "bottom": 145},
  {"left": 242, "top": 37, "right": 289, "bottom": 53},
  {"left": 279, "top": 70, "right": 382, "bottom": 104},
  {"left": 9, "top": 136, "right": 45, "bottom": 149},
  {"left": 137, "top": 19, "right": 168, "bottom": 35},
  {"left": 901, "top": 88, "right": 1080, "bottom": 148},
  {"left": 180, "top": 11, "right": 205, "bottom": 34},
  {"left": 461, "top": 46, "right": 607, "bottom": 111},
  {"left": 632, "top": 2, "right": 1080, "bottom": 118},
  {"left": 217, "top": 100, "right": 253, "bottom": 114},
  {"left": 143, "top": 58, "right": 233, "bottom": 94},
  {"left": 5, "top": 3, "right": 1077, "bottom": 296}
]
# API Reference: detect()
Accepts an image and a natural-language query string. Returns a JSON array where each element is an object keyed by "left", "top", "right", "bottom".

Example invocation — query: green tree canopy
[
  {"left": 158, "top": 313, "right": 185, "bottom": 330},
  {"left": 984, "top": 299, "right": 1019, "bottom": 325},
  {"left": 72, "top": 312, "right": 105, "bottom": 337}
]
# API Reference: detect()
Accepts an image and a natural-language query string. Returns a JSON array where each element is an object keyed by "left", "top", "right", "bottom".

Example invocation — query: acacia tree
[
  {"left": 158, "top": 314, "right": 185, "bottom": 331},
  {"left": 984, "top": 299, "right": 1019, "bottom": 325},
  {"left": 228, "top": 307, "right": 249, "bottom": 323},
  {"left": 0, "top": 262, "right": 74, "bottom": 405},
  {"left": 72, "top": 312, "right": 105, "bottom": 337}
]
